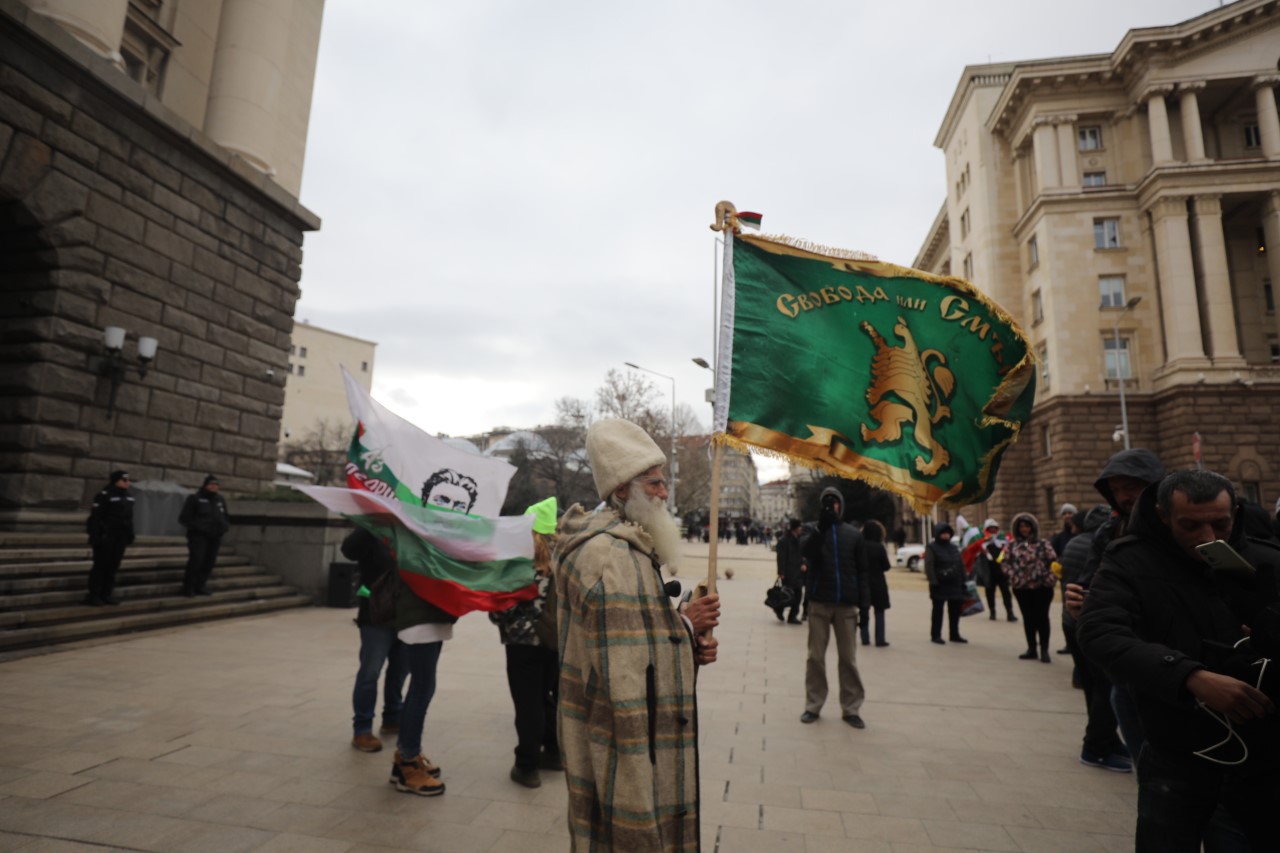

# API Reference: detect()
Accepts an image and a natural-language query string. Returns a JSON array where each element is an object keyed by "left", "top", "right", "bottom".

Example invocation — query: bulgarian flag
[
  {"left": 711, "top": 222, "right": 1036, "bottom": 512},
  {"left": 297, "top": 370, "right": 536, "bottom": 617},
  {"left": 297, "top": 486, "right": 537, "bottom": 617},
  {"left": 736, "top": 211, "right": 763, "bottom": 230}
]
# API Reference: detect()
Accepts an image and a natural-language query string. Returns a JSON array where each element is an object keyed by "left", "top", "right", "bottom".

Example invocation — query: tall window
[
  {"left": 1094, "top": 218, "right": 1121, "bottom": 249},
  {"left": 1104, "top": 337, "right": 1132, "bottom": 380},
  {"left": 1083, "top": 171, "right": 1107, "bottom": 188},
  {"left": 1037, "top": 343, "right": 1049, "bottom": 390},
  {"left": 1032, "top": 289, "right": 1044, "bottom": 325},
  {"left": 960, "top": 208, "right": 971, "bottom": 239},
  {"left": 1271, "top": 343, "right": 1280, "bottom": 364},
  {"left": 1028, "top": 235, "right": 1039, "bottom": 269},
  {"left": 1245, "top": 123, "right": 1262, "bottom": 149},
  {"left": 1264, "top": 278, "right": 1274, "bottom": 313},
  {"left": 1078, "top": 126, "right": 1103, "bottom": 151},
  {"left": 299, "top": 346, "right": 308, "bottom": 358},
  {"left": 297, "top": 364, "right": 306, "bottom": 377},
  {"left": 361, "top": 361, "right": 369, "bottom": 372},
  {"left": 963, "top": 252, "right": 974, "bottom": 280},
  {"left": 1099, "top": 275, "right": 1127, "bottom": 308}
]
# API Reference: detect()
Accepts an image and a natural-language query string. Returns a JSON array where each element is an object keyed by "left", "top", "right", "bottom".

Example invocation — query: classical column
[
  {"left": 1253, "top": 76, "right": 1280, "bottom": 159},
  {"left": 1144, "top": 84, "right": 1176, "bottom": 165},
  {"left": 1179, "top": 82, "right": 1207, "bottom": 162},
  {"left": 1149, "top": 196, "right": 1205, "bottom": 362},
  {"left": 204, "top": 0, "right": 292, "bottom": 177},
  {"left": 1191, "top": 195, "right": 1241, "bottom": 360},
  {"left": 1264, "top": 193, "right": 1280, "bottom": 343},
  {"left": 1032, "top": 117, "right": 1060, "bottom": 191},
  {"left": 29, "top": 0, "right": 129, "bottom": 66},
  {"left": 1054, "top": 116, "right": 1079, "bottom": 188}
]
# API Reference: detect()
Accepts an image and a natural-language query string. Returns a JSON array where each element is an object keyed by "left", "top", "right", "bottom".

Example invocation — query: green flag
[{"left": 713, "top": 230, "right": 1036, "bottom": 512}]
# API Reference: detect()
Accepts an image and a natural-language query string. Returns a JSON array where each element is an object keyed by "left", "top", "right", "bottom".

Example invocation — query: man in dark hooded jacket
[
  {"left": 799, "top": 487, "right": 870, "bottom": 729},
  {"left": 1065, "top": 448, "right": 1166, "bottom": 760},
  {"left": 1061, "top": 504, "right": 1130, "bottom": 771},
  {"left": 1076, "top": 470, "right": 1280, "bottom": 851}
]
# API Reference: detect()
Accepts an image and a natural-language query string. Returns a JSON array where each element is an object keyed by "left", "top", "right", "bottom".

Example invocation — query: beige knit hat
[{"left": 586, "top": 418, "right": 667, "bottom": 501}]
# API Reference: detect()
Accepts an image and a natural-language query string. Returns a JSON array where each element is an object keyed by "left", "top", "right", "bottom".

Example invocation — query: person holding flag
[
  {"left": 964, "top": 519, "right": 1016, "bottom": 622},
  {"left": 490, "top": 497, "right": 562, "bottom": 789},
  {"left": 556, "top": 418, "right": 719, "bottom": 852}
]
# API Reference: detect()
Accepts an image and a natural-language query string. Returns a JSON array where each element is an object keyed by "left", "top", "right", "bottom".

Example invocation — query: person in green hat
[{"left": 489, "top": 496, "right": 562, "bottom": 789}]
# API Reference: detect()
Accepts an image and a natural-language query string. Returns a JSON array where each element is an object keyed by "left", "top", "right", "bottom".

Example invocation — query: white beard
[{"left": 623, "top": 489, "right": 682, "bottom": 574}]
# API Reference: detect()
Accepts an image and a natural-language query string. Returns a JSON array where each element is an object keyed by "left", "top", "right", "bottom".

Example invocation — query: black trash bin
[{"left": 327, "top": 562, "right": 359, "bottom": 608}]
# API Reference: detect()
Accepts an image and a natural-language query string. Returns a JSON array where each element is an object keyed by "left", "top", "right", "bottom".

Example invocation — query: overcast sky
[{"left": 295, "top": 0, "right": 1219, "bottom": 480}]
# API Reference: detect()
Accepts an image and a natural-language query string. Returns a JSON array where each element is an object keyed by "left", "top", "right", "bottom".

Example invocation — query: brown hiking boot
[
  {"left": 390, "top": 752, "right": 445, "bottom": 796},
  {"left": 393, "top": 749, "right": 441, "bottom": 778},
  {"left": 351, "top": 733, "right": 382, "bottom": 753}
]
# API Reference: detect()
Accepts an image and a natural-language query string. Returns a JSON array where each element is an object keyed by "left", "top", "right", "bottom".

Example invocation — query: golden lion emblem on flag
[{"left": 859, "top": 317, "right": 957, "bottom": 476}]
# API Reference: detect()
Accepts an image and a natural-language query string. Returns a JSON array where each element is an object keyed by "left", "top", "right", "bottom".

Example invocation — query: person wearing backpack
[
  {"left": 341, "top": 528, "right": 408, "bottom": 755},
  {"left": 489, "top": 497, "right": 561, "bottom": 788}
]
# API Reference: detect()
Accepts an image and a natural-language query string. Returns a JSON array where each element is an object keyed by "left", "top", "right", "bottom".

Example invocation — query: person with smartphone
[{"left": 1076, "top": 470, "right": 1280, "bottom": 852}]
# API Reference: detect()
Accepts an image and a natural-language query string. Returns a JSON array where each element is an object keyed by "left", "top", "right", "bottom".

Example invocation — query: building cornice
[{"left": 913, "top": 201, "right": 950, "bottom": 271}]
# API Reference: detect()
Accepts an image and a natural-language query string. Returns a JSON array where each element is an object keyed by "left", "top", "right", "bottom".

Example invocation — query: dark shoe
[
  {"left": 774, "top": 609, "right": 785, "bottom": 622},
  {"left": 352, "top": 733, "right": 382, "bottom": 753},
  {"left": 989, "top": 612, "right": 997, "bottom": 621},
  {"left": 380, "top": 721, "right": 400, "bottom": 735},
  {"left": 1040, "top": 649, "right": 1052, "bottom": 663},
  {"left": 842, "top": 714, "right": 866, "bottom": 729},
  {"left": 182, "top": 590, "right": 196, "bottom": 598},
  {"left": 1080, "top": 750, "right": 1133, "bottom": 773},
  {"left": 1018, "top": 650, "right": 1038, "bottom": 660},
  {"left": 83, "top": 596, "right": 104, "bottom": 607},
  {"left": 102, "top": 596, "right": 120, "bottom": 606},
  {"left": 1056, "top": 646, "right": 1071, "bottom": 654},
  {"left": 1072, "top": 674, "right": 1083, "bottom": 689},
  {"left": 860, "top": 637, "right": 870, "bottom": 646},
  {"left": 875, "top": 641, "right": 890, "bottom": 647},
  {"left": 196, "top": 589, "right": 212, "bottom": 597},
  {"left": 538, "top": 750, "right": 563, "bottom": 771},
  {"left": 1007, "top": 613, "right": 1018, "bottom": 622},
  {"left": 949, "top": 636, "right": 968, "bottom": 644},
  {"left": 509, "top": 764, "right": 541, "bottom": 788},
  {"left": 800, "top": 711, "right": 819, "bottom": 724},
  {"left": 787, "top": 617, "right": 802, "bottom": 625},
  {"left": 931, "top": 637, "right": 945, "bottom": 644}
]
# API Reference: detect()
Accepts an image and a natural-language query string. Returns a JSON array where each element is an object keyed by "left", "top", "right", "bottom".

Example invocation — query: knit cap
[{"left": 586, "top": 419, "right": 667, "bottom": 501}]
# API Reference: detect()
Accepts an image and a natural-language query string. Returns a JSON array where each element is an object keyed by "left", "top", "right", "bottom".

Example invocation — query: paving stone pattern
[{"left": 0, "top": 541, "right": 1137, "bottom": 851}]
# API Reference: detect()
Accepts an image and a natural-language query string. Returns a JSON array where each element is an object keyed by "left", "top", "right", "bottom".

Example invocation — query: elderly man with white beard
[{"left": 555, "top": 418, "right": 720, "bottom": 853}]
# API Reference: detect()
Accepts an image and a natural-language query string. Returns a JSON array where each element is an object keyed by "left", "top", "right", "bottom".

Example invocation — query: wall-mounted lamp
[{"left": 92, "top": 326, "right": 159, "bottom": 417}]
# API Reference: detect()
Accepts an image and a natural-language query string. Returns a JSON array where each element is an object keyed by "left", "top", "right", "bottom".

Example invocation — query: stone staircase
[{"left": 0, "top": 532, "right": 314, "bottom": 655}]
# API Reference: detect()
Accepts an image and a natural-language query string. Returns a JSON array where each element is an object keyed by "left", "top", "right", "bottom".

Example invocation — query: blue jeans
[
  {"left": 352, "top": 625, "right": 407, "bottom": 734},
  {"left": 397, "top": 641, "right": 443, "bottom": 758}
]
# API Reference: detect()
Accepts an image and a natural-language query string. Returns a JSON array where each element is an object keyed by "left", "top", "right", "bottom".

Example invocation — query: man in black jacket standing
[
  {"left": 179, "top": 475, "right": 231, "bottom": 597},
  {"left": 799, "top": 487, "right": 870, "bottom": 729},
  {"left": 85, "top": 470, "right": 135, "bottom": 606},
  {"left": 775, "top": 519, "right": 805, "bottom": 624},
  {"left": 1076, "top": 470, "right": 1280, "bottom": 851}
]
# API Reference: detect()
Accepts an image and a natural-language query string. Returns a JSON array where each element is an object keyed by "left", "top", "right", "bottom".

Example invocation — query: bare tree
[
  {"left": 594, "top": 368, "right": 664, "bottom": 436},
  {"left": 282, "top": 419, "right": 350, "bottom": 486},
  {"left": 554, "top": 396, "right": 592, "bottom": 430}
]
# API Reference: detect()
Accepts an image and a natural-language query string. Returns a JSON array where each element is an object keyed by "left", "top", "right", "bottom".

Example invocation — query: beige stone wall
[
  {"left": 19, "top": 0, "right": 323, "bottom": 196},
  {"left": 923, "top": 0, "right": 1280, "bottom": 514},
  {"left": 280, "top": 323, "right": 376, "bottom": 443}
]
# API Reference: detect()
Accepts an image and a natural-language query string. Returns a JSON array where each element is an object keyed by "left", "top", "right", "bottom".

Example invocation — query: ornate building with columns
[
  {"left": 0, "top": 0, "right": 325, "bottom": 517},
  {"left": 915, "top": 0, "right": 1280, "bottom": 525}
]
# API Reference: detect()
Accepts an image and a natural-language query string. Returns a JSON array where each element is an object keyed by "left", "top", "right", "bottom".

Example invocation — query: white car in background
[{"left": 894, "top": 544, "right": 925, "bottom": 571}]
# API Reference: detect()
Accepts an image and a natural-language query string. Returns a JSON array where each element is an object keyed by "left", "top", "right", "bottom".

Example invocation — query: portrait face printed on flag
[{"left": 421, "top": 468, "right": 478, "bottom": 514}]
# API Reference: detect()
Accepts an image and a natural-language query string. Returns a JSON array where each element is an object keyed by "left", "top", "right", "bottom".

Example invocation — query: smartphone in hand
[{"left": 1196, "top": 540, "right": 1255, "bottom": 577}]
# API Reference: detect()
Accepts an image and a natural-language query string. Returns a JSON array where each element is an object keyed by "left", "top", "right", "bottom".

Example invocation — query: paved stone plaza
[{"left": 0, "top": 541, "right": 1137, "bottom": 852}]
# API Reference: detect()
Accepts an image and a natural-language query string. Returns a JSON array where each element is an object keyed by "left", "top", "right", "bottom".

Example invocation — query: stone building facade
[
  {"left": 915, "top": 0, "right": 1280, "bottom": 526},
  {"left": 0, "top": 0, "right": 325, "bottom": 515}
]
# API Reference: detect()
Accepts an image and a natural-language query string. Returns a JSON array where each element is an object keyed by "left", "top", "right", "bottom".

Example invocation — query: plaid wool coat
[{"left": 555, "top": 504, "right": 700, "bottom": 852}]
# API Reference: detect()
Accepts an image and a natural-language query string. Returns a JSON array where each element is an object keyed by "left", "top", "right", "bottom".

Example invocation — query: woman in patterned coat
[{"left": 1004, "top": 512, "right": 1058, "bottom": 663}]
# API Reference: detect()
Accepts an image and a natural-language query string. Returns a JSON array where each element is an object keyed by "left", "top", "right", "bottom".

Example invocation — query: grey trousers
[{"left": 805, "top": 601, "right": 866, "bottom": 716}]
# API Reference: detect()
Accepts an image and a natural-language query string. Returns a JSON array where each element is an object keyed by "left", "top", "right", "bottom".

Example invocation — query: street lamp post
[
  {"left": 624, "top": 362, "right": 677, "bottom": 516},
  {"left": 1111, "top": 295, "right": 1142, "bottom": 450}
]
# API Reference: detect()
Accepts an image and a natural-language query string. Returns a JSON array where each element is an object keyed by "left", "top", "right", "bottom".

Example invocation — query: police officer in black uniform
[
  {"left": 85, "top": 470, "right": 135, "bottom": 606},
  {"left": 179, "top": 474, "right": 231, "bottom": 596}
]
